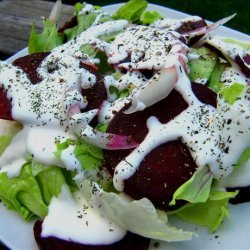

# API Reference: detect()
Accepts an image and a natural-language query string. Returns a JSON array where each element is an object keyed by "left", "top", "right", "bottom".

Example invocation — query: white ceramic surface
[{"left": 1, "top": 3, "right": 250, "bottom": 250}]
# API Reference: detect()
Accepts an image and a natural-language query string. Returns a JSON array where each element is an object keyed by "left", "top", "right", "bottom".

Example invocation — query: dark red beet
[
  {"left": 58, "top": 16, "right": 77, "bottom": 34},
  {"left": 104, "top": 83, "right": 216, "bottom": 211},
  {"left": 80, "top": 62, "right": 107, "bottom": 113},
  {"left": 0, "top": 87, "right": 12, "bottom": 120},
  {"left": 13, "top": 52, "right": 50, "bottom": 84},
  {"left": 235, "top": 54, "right": 250, "bottom": 77},
  {"left": 176, "top": 19, "right": 207, "bottom": 34},
  {"left": 176, "top": 19, "right": 208, "bottom": 46},
  {"left": 227, "top": 186, "right": 250, "bottom": 204},
  {"left": 10, "top": 53, "right": 106, "bottom": 123},
  {"left": 34, "top": 220, "right": 150, "bottom": 250}
]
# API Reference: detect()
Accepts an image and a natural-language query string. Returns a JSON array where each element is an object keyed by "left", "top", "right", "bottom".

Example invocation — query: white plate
[{"left": 1, "top": 3, "right": 250, "bottom": 250}]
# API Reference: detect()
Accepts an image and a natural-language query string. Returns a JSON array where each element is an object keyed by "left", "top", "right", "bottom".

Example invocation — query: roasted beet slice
[
  {"left": 0, "top": 87, "right": 12, "bottom": 120},
  {"left": 104, "top": 83, "right": 216, "bottom": 211},
  {"left": 34, "top": 220, "right": 150, "bottom": 250},
  {"left": 58, "top": 16, "right": 77, "bottom": 34},
  {"left": 11, "top": 53, "right": 106, "bottom": 119},
  {"left": 176, "top": 19, "right": 208, "bottom": 46},
  {"left": 80, "top": 62, "right": 107, "bottom": 113},
  {"left": 235, "top": 54, "right": 250, "bottom": 77},
  {"left": 176, "top": 19, "right": 207, "bottom": 34},
  {"left": 13, "top": 52, "right": 50, "bottom": 84},
  {"left": 227, "top": 186, "right": 250, "bottom": 204}
]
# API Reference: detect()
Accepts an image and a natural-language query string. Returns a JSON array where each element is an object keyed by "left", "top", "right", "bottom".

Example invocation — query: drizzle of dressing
[
  {"left": 0, "top": 7, "right": 249, "bottom": 246},
  {"left": 0, "top": 20, "right": 128, "bottom": 176},
  {"left": 42, "top": 185, "right": 126, "bottom": 245},
  {"left": 221, "top": 66, "right": 249, "bottom": 86},
  {"left": 113, "top": 65, "right": 250, "bottom": 191},
  {"left": 153, "top": 16, "right": 203, "bottom": 30},
  {"left": 108, "top": 25, "right": 188, "bottom": 70}
]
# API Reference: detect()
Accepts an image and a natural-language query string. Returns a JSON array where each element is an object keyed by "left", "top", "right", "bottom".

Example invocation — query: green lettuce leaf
[
  {"left": 109, "top": 85, "right": 131, "bottom": 99},
  {"left": 188, "top": 47, "right": 218, "bottom": 83},
  {"left": 64, "top": 11, "right": 113, "bottom": 41},
  {"left": 208, "top": 61, "right": 229, "bottom": 92},
  {"left": 28, "top": 19, "right": 63, "bottom": 54},
  {"left": 112, "top": 0, "right": 147, "bottom": 23},
  {"left": 140, "top": 10, "right": 163, "bottom": 25},
  {"left": 98, "top": 30, "right": 122, "bottom": 43},
  {"left": 31, "top": 160, "right": 72, "bottom": 205},
  {"left": 80, "top": 44, "right": 113, "bottom": 74},
  {"left": 0, "top": 158, "right": 76, "bottom": 220},
  {"left": 74, "top": 140, "right": 103, "bottom": 170},
  {"left": 55, "top": 139, "right": 103, "bottom": 171},
  {"left": 170, "top": 166, "right": 213, "bottom": 206},
  {"left": 54, "top": 139, "right": 112, "bottom": 189},
  {"left": 79, "top": 180, "right": 194, "bottom": 241},
  {"left": 221, "top": 38, "right": 250, "bottom": 51},
  {"left": 0, "top": 163, "right": 48, "bottom": 220},
  {"left": 100, "top": 191, "right": 194, "bottom": 241},
  {"left": 169, "top": 191, "right": 238, "bottom": 232},
  {"left": 0, "top": 119, "right": 23, "bottom": 156},
  {"left": 233, "top": 146, "right": 250, "bottom": 170},
  {"left": 219, "top": 83, "right": 245, "bottom": 105}
]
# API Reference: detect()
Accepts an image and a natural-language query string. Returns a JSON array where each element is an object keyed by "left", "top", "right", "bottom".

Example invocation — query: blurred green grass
[{"left": 62, "top": 0, "right": 250, "bottom": 35}]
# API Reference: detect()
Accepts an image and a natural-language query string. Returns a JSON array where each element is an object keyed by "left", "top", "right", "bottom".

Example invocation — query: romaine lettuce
[
  {"left": 75, "top": 179, "right": 195, "bottom": 242},
  {"left": 64, "top": 10, "right": 113, "bottom": 41},
  {"left": 0, "top": 163, "right": 48, "bottom": 220},
  {"left": 28, "top": 19, "right": 63, "bottom": 54},
  {"left": 112, "top": 0, "right": 147, "bottom": 23},
  {"left": 140, "top": 10, "right": 163, "bottom": 25},
  {"left": 219, "top": 83, "right": 246, "bottom": 105},
  {"left": 188, "top": 47, "right": 218, "bottom": 83},
  {"left": 169, "top": 190, "right": 238, "bottom": 232},
  {"left": 0, "top": 160, "right": 75, "bottom": 220},
  {"left": 170, "top": 166, "right": 213, "bottom": 206}
]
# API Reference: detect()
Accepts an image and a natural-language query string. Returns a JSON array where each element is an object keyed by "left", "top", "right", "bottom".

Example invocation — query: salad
[{"left": 0, "top": 0, "right": 250, "bottom": 249}]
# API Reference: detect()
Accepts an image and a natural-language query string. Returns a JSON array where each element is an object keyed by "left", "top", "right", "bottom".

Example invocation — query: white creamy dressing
[
  {"left": 113, "top": 65, "right": 250, "bottom": 191},
  {"left": 42, "top": 185, "right": 126, "bottom": 245},
  {"left": 221, "top": 66, "right": 249, "bottom": 86},
  {"left": 0, "top": 19, "right": 129, "bottom": 176},
  {"left": 108, "top": 25, "right": 188, "bottom": 70},
  {"left": 98, "top": 72, "right": 147, "bottom": 123},
  {"left": 0, "top": 18, "right": 133, "bottom": 245},
  {"left": 0, "top": 6, "right": 250, "bottom": 246},
  {"left": 206, "top": 37, "right": 249, "bottom": 69},
  {"left": 153, "top": 16, "right": 203, "bottom": 31}
]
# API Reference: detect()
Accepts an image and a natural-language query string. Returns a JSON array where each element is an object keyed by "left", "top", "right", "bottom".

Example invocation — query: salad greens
[
  {"left": 188, "top": 47, "right": 218, "bottom": 83},
  {"left": 140, "top": 10, "right": 163, "bottom": 25},
  {"left": 170, "top": 190, "right": 238, "bottom": 233},
  {"left": 0, "top": 163, "right": 48, "bottom": 220},
  {"left": 0, "top": 158, "right": 77, "bottom": 220},
  {"left": 112, "top": 0, "right": 147, "bottom": 23},
  {"left": 219, "top": 83, "right": 246, "bottom": 105},
  {"left": 1, "top": 0, "right": 250, "bottom": 247},
  {"left": 28, "top": 0, "right": 163, "bottom": 54},
  {"left": 28, "top": 19, "right": 63, "bottom": 54},
  {"left": 170, "top": 166, "right": 213, "bottom": 205},
  {"left": 100, "top": 190, "right": 195, "bottom": 241}
]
